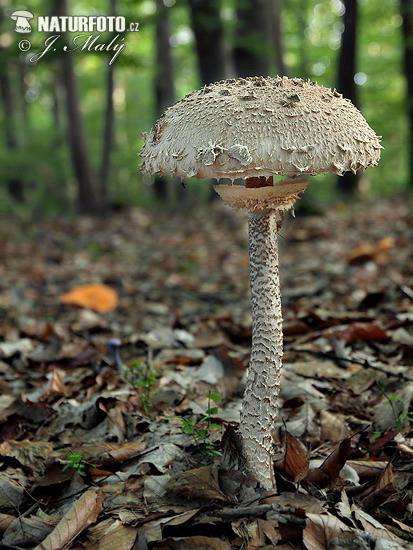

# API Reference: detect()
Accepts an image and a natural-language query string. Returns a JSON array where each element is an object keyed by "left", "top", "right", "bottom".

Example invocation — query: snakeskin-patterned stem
[{"left": 240, "top": 209, "right": 284, "bottom": 489}]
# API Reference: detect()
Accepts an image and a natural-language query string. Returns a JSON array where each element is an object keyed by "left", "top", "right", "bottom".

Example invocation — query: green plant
[
  {"left": 177, "top": 389, "right": 222, "bottom": 457},
  {"left": 125, "top": 358, "right": 157, "bottom": 416},
  {"left": 57, "top": 448, "right": 93, "bottom": 476},
  {"left": 370, "top": 382, "right": 413, "bottom": 441}
]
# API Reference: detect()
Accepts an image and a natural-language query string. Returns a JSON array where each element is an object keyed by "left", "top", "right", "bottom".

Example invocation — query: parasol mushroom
[{"left": 140, "top": 76, "right": 381, "bottom": 489}]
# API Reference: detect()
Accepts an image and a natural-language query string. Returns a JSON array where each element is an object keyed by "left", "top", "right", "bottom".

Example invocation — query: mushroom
[
  {"left": 140, "top": 76, "right": 381, "bottom": 489},
  {"left": 10, "top": 10, "right": 34, "bottom": 34}
]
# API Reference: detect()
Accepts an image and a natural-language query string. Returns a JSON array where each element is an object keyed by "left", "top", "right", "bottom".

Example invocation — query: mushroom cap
[
  {"left": 10, "top": 10, "right": 34, "bottom": 20},
  {"left": 140, "top": 76, "right": 382, "bottom": 180}
]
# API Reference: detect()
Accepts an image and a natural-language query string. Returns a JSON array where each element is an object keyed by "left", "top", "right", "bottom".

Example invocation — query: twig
[
  {"left": 296, "top": 349, "right": 413, "bottom": 382},
  {"left": 199, "top": 503, "right": 304, "bottom": 525}
]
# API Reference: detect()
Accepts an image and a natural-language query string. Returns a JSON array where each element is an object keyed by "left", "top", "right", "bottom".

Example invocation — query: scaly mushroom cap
[{"left": 140, "top": 76, "right": 382, "bottom": 180}]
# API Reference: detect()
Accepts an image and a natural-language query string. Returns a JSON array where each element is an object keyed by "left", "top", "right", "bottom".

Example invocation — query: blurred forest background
[{"left": 0, "top": 0, "right": 412, "bottom": 216}]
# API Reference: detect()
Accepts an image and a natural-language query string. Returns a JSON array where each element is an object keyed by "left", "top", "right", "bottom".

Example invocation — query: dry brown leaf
[
  {"left": 154, "top": 536, "right": 232, "bottom": 550},
  {"left": 2, "top": 515, "right": 56, "bottom": 548},
  {"left": 0, "top": 513, "right": 15, "bottom": 533},
  {"left": 373, "top": 462, "right": 395, "bottom": 491},
  {"left": 60, "top": 284, "right": 118, "bottom": 313},
  {"left": 258, "top": 518, "right": 280, "bottom": 545},
  {"left": 140, "top": 510, "right": 200, "bottom": 543},
  {"left": 274, "top": 430, "right": 309, "bottom": 482},
  {"left": 347, "top": 237, "right": 394, "bottom": 265},
  {"left": 357, "top": 461, "right": 396, "bottom": 511},
  {"left": 305, "top": 437, "right": 352, "bottom": 488},
  {"left": 34, "top": 488, "right": 104, "bottom": 550},
  {"left": 338, "top": 322, "right": 388, "bottom": 343},
  {"left": 319, "top": 411, "right": 350, "bottom": 443},
  {"left": 303, "top": 513, "right": 350, "bottom": 550},
  {"left": 71, "top": 441, "right": 146, "bottom": 466},
  {"left": 232, "top": 517, "right": 280, "bottom": 548},
  {"left": 346, "top": 460, "right": 388, "bottom": 483},
  {"left": 49, "top": 368, "right": 67, "bottom": 396},
  {"left": 0, "top": 468, "right": 27, "bottom": 509},
  {"left": 267, "top": 492, "right": 325, "bottom": 514},
  {"left": 167, "top": 465, "right": 228, "bottom": 502},
  {"left": 352, "top": 508, "right": 405, "bottom": 545},
  {"left": 360, "top": 482, "right": 396, "bottom": 512},
  {"left": 0, "top": 440, "right": 53, "bottom": 473},
  {"left": 86, "top": 518, "right": 138, "bottom": 550}
]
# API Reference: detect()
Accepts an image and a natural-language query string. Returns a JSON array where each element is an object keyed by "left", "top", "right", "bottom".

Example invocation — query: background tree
[
  {"left": 233, "top": 0, "right": 273, "bottom": 77},
  {"left": 54, "top": 0, "right": 97, "bottom": 213},
  {"left": 0, "top": 56, "right": 25, "bottom": 202},
  {"left": 400, "top": 0, "right": 413, "bottom": 187},
  {"left": 268, "top": 0, "right": 287, "bottom": 75},
  {"left": 336, "top": 0, "right": 359, "bottom": 195},
  {"left": 153, "top": 0, "right": 176, "bottom": 202},
  {"left": 99, "top": 0, "right": 117, "bottom": 207},
  {"left": 188, "top": 0, "right": 227, "bottom": 85}
]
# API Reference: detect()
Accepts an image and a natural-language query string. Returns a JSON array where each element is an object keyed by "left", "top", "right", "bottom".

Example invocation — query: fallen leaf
[
  {"left": 0, "top": 468, "right": 27, "bottom": 509},
  {"left": 86, "top": 519, "right": 137, "bottom": 550},
  {"left": 2, "top": 515, "right": 55, "bottom": 548},
  {"left": 347, "top": 237, "right": 394, "bottom": 265},
  {"left": 60, "top": 284, "right": 118, "bottom": 313},
  {"left": 274, "top": 430, "right": 309, "bottom": 482},
  {"left": 167, "top": 465, "right": 228, "bottom": 502},
  {"left": 0, "top": 513, "right": 15, "bottom": 533},
  {"left": 352, "top": 507, "right": 405, "bottom": 545},
  {"left": 0, "top": 338, "right": 34, "bottom": 358},
  {"left": 34, "top": 488, "right": 104, "bottom": 550},
  {"left": 266, "top": 492, "right": 325, "bottom": 514},
  {"left": 320, "top": 410, "right": 350, "bottom": 443},
  {"left": 285, "top": 402, "right": 319, "bottom": 438},
  {"left": 360, "top": 462, "right": 396, "bottom": 512},
  {"left": 303, "top": 513, "right": 350, "bottom": 550},
  {"left": 346, "top": 460, "right": 388, "bottom": 483},
  {"left": 0, "top": 440, "right": 53, "bottom": 474},
  {"left": 338, "top": 322, "right": 388, "bottom": 344},
  {"left": 305, "top": 437, "right": 352, "bottom": 488},
  {"left": 153, "top": 536, "right": 232, "bottom": 550},
  {"left": 49, "top": 368, "right": 67, "bottom": 396}
]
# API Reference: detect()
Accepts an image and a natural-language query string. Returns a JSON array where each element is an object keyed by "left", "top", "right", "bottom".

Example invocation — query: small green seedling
[
  {"left": 57, "top": 448, "right": 94, "bottom": 476},
  {"left": 370, "top": 382, "right": 413, "bottom": 441},
  {"left": 177, "top": 389, "right": 222, "bottom": 457},
  {"left": 125, "top": 358, "right": 157, "bottom": 416}
]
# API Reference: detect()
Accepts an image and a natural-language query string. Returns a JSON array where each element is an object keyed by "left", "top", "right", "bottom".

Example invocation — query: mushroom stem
[{"left": 240, "top": 176, "right": 283, "bottom": 490}]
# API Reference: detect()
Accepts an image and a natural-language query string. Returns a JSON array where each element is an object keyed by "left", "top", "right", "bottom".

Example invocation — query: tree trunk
[
  {"left": 336, "top": 0, "right": 359, "bottom": 195},
  {"left": 400, "top": 0, "right": 413, "bottom": 187},
  {"left": 100, "top": 0, "right": 117, "bottom": 208},
  {"left": 0, "top": 61, "right": 25, "bottom": 202},
  {"left": 153, "top": 0, "right": 176, "bottom": 202},
  {"left": 54, "top": 0, "right": 97, "bottom": 213},
  {"left": 296, "top": 0, "right": 310, "bottom": 78},
  {"left": 268, "top": 0, "right": 287, "bottom": 75},
  {"left": 234, "top": 0, "right": 272, "bottom": 77},
  {"left": 188, "top": 0, "right": 227, "bottom": 85},
  {"left": 188, "top": 0, "right": 227, "bottom": 201}
]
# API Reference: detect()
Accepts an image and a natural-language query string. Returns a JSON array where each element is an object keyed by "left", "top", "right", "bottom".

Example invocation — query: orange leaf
[
  {"left": 60, "top": 284, "right": 118, "bottom": 313},
  {"left": 347, "top": 237, "right": 394, "bottom": 265},
  {"left": 339, "top": 322, "right": 388, "bottom": 344},
  {"left": 274, "top": 430, "right": 309, "bottom": 482}
]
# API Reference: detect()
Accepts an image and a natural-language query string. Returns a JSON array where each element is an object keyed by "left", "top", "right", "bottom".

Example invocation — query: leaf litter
[{"left": 0, "top": 198, "right": 412, "bottom": 548}]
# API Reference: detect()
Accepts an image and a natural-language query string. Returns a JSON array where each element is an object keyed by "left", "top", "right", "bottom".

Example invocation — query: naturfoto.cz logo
[{"left": 9, "top": 11, "right": 139, "bottom": 65}]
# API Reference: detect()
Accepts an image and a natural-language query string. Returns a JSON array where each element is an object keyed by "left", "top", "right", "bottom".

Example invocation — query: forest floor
[{"left": 0, "top": 195, "right": 412, "bottom": 550}]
